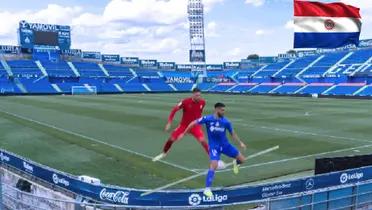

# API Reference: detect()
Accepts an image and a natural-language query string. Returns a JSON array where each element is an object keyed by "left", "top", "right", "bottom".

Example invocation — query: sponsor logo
[
  {"left": 29, "top": 23, "right": 58, "bottom": 32},
  {"left": 224, "top": 62, "right": 240, "bottom": 68},
  {"left": 261, "top": 183, "right": 292, "bottom": 198},
  {"left": 177, "top": 64, "right": 193, "bottom": 70},
  {"left": 305, "top": 178, "right": 314, "bottom": 190},
  {"left": 159, "top": 62, "right": 175, "bottom": 68},
  {"left": 99, "top": 188, "right": 130, "bottom": 204},
  {"left": 141, "top": 60, "right": 157, "bottom": 65},
  {"left": 0, "top": 152, "right": 10, "bottom": 162},
  {"left": 188, "top": 193, "right": 228, "bottom": 206},
  {"left": 340, "top": 172, "right": 363, "bottom": 184},
  {"left": 24, "top": 37, "right": 31, "bottom": 44},
  {"left": 21, "top": 20, "right": 63, "bottom": 32},
  {"left": 325, "top": 19, "right": 335, "bottom": 30},
  {"left": 20, "top": 20, "right": 28, "bottom": 28},
  {"left": 166, "top": 77, "right": 193, "bottom": 84},
  {"left": 52, "top": 174, "right": 70, "bottom": 187},
  {"left": 206, "top": 65, "right": 223, "bottom": 71},
  {"left": 62, "top": 49, "right": 81, "bottom": 56},
  {"left": 103, "top": 55, "right": 120, "bottom": 62},
  {"left": 23, "top": 161, "right": 34, "bottom": 173},
  {"left": 122, "top": 57, "right": 138, "bottom": 63},
  {"left": 209, "top": 125, "right": 225, "bottom": 132}
]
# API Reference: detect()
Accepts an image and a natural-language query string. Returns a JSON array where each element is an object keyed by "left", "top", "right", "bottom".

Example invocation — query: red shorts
[{"left": 171, "top": 124, "right": 205, "bottom": 142}]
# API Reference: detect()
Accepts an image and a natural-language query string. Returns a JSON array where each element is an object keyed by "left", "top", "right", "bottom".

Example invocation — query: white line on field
[
  {"left": 241, "top": 123, "right": 372, "bottom": 144},
  {"left": 0, "top": 109, "right": 196, "bottom": 173},
  {"left": 216, "top": 143, "right": 372, "bottom": 173}
]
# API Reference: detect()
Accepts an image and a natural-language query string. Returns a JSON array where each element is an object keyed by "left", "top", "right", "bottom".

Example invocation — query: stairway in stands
[{"left": 0, "top": 59, "right": 14, "bottom": 77}]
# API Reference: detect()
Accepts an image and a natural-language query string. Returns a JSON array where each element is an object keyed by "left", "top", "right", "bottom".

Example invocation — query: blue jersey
[{"left": 197, "top": 115, "right": 233, "bottom": 147}]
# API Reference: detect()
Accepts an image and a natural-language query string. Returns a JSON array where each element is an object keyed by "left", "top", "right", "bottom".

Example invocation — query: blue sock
[
  {"left": 205, "top": 169, "right": 215, "bottom": 188},
  {"left": 236, "top": 159, "right": 242, "bottom": 165}
]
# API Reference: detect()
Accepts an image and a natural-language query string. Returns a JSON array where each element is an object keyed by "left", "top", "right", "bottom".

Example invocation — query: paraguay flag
[{"left": 294, "top": 0, "right": 362, "bottom": 48}]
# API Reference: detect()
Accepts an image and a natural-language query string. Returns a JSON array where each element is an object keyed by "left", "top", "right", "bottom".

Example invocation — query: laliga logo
[
  {"left": 99, "top": 188, "right": 130, "bottom": 204},
  {"left": 188, "top": 193, "right": 228, "bottom": 206},
  {"left": 340, "top": 172, "right": 364, "bottom": 184},
  {"left": 52, "top": 174, "right": 70, "bottom": 187},
  {"left": 188, "top": 194, "right": 202, "bottom": 206}
]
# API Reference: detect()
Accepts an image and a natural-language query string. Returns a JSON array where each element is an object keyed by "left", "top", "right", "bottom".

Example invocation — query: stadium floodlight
[
  {"left": 71, "top": 86, "right": 97, "bottom": 95},
  {"left": 188, "top": 0, "right": 207, "bottom": 77}
]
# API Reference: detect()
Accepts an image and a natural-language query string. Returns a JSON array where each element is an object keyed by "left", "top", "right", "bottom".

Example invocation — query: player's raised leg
[
  {"left": 190, "top": 125, "right": 209, "bottom": 155},
  {"left": 233, "top": 153, "right": 245, "bottom": 174},
  {"left": 153, "top": 125, "right": 185, "bottom": 162},
  {"left": 222, "top": 143, "right": 245, "bottom": 174}
]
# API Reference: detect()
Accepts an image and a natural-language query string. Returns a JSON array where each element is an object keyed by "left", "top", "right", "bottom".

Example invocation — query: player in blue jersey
[{"left": 178, "top": 102, "right": 246, "bottom": 198}]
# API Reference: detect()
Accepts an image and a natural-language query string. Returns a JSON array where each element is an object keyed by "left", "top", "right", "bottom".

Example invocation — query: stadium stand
[{"left": 0, "top": 44, "right": 372, "bottom": 97}]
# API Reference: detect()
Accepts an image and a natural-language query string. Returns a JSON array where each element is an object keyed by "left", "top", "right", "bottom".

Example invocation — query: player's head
[
  {"left": 214, "top": 102, "right": 226, "bottom": 117},
  {"left": 191, "top": 88, "right": 202, "bottom": 102}
]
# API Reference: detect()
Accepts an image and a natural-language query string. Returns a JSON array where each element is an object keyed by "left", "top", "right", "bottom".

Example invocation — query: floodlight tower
[{"left": 188, "top": 0, "right": 207, "bottom": 77}]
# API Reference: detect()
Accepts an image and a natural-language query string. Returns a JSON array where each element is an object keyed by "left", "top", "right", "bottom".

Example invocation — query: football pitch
[{"left": 1, "top": 93, "right": 372, "bottom": 190}]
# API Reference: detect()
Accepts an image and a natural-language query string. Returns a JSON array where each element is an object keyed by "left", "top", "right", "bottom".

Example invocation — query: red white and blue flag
[{"left": 294, "top": 0, "right": 362, "bottom": 48}]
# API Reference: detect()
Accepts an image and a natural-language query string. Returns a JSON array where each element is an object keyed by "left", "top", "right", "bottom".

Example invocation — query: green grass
[{"left": 1, "top": 93, "right": 372, "bottom": 189}]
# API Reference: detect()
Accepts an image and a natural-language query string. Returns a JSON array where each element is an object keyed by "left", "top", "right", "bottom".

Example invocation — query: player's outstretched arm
[
  {"left": 177, "top": 120, "right": 197, "bottom": 140},
  {"left": 231, "top": 131, "right": 247, "bottom": 150},
  {"left": 165, "top": 103, "right": 182, "bottom": 131}
]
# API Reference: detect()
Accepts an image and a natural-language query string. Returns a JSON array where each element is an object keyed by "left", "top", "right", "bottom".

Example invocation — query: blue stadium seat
[
  {"left": 276, "top": 56, "right": 319, "bottom": 77},
  {"left": 325, "top": 84, "right": 364, "bottom": 96},
  {"left": 273, "top": 84, "right": 304, "bottom": 94},
  {"left": 7, "top": 60, "right": 43, "bottom": 78},
  {"left": 298, "top": 84, "right": 333, "bottom": 95},
  {"left": 173, "top": 83, "right": 193, "bottom": 92},
  {"left": 209, "top": 83, "right": 235, "bottom": 92},
  {"left": 229, "top": 84, "right": 256, "bottom": 93},
  {"left": 250, "top": 84, "right": 279, "bottom": 93},
  {"left": 18, "top": 78, "right": 56, "bottom": 94},
  {"left": 254, "top": 61, "right": 290, "bottom": 77},
  {"left": 355, "top": 85, "right": 372, "bottom": 96},
  {"left": 73, "top": 62, "right": 106, "bottom": 77},
  {"left": 40, "top": 60, "right": 76, "bottom": 77},
  {"left": 104, "top": 64, "right": 134, "bottom": 79}
]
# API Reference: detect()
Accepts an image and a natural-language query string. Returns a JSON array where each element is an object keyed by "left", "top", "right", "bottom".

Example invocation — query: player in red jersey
[{"left": 152, "top": 88, "right": 209, "bottom": 162}]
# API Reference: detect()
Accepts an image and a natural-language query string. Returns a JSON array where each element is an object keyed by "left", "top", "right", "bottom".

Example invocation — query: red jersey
[{"left": 168, "top": 97, "right": 206, "bottom": 126}]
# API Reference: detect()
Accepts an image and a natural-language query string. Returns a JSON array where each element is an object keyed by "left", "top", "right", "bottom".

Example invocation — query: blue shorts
[{"left": 209, "top": 144, "right": 239, "bottom": 161}]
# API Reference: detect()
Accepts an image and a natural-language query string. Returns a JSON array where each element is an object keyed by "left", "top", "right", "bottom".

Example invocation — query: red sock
[
  {"left": 163, "top": 140, "right": 174, "bottom": 153},
  {"left": 200, "top": 141, "right": 209, "bottom": 155}
]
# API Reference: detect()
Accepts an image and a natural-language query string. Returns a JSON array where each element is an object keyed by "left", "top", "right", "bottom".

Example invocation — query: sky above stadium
[{"left": 0, "top": 0, "right": 371, "bottom": 63}]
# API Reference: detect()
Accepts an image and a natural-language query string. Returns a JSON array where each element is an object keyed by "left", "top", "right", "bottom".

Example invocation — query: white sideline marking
[
  {"left": 141, "top": 146, "right": 279, "bottom": 196},
  {"left": 217, "top": 143, "right": 372, "bottom": 173},
  {"left": 241, "top": 123, "right": 372, "bottom": 144},
  {"left": 0, "top": 109, "right": 195, "bottom": 173}
]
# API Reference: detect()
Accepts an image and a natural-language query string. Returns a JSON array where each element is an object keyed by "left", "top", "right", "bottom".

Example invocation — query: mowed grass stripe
[{"left": 0, "top": 110, "right": 201, "bottom": 188}]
